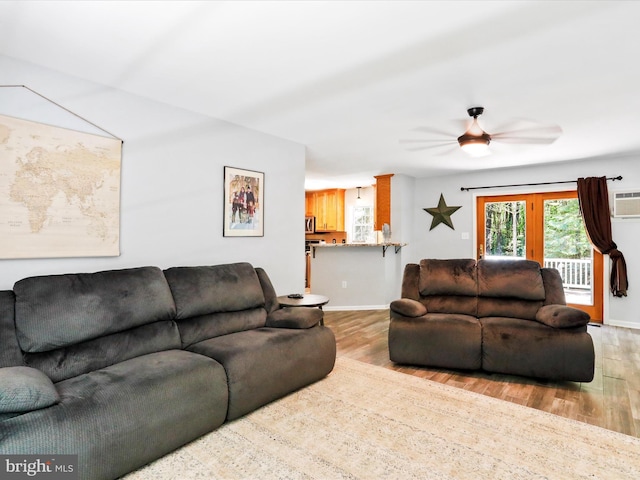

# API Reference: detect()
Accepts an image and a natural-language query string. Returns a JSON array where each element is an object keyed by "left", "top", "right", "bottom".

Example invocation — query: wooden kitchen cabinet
[
  {"left": 305, "top": 193, "right": 316, "bottom": 217},
  {"left": 305, "top": 189, "right": 345, "bottom": 231},
  {"left": 374, "top": 174, "right": 393, "bottom": 230}
]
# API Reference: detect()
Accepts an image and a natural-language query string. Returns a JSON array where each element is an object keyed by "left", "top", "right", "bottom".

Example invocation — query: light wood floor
[{"left": 323, "top": 309, "right": 640, "bottom": 438}]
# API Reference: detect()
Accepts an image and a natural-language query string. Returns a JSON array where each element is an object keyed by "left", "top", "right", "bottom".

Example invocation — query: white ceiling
[{"left": 1, "top": 1, "right": 639, "bottom": 190}]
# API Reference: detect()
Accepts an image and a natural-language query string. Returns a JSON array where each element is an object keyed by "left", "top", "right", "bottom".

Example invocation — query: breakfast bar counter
[
  {"left": 310, "top": 242, "right": 406, "bottom": 257},
  {"left": 308, "top": 242, "right": 407, "bottom": 310}
]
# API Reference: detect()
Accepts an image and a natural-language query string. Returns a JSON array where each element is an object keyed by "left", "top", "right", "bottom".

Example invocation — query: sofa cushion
[
  {"left": 177, "top": 308, "right": 267, "bottom": 348},
  {"left": 390, "top": 298, "right": 427, "bottom": 318},
  {"left": 0, "top": 366, "right": 59, "bottom": 413},
  {"left": 541, "top": 268, "right": 567, "bottom": 305},
  {"left": 480, "top": 316, "right": 594, "bottom": 381},
  {"left": 419, "top": 259, "right": 477, "bottom": 297},
  {"left": 256, "top": 267, "right": 279, "bottom": 314},
  {"left": 424, "top": 295, "right": 478, "bottom": 317},
  {"left": 400, "top": 263, "right": 421, "bottom": 300},
  {"left": 0, "top": 290, "right": 22, "bottom": 367},
  {"left": 14, "top": 267, "right": 176, "bottom": 353},
  {"left": 0, "top": 350, "right": 228, "bottom": 479},
  {"left": 535, "top": 305, "right": 590, "bottom": 329},
  {"left": 188, "top": 327, "right": 336, "bottom": 421},
  {"left": 477, "top": 259, "right": 545, "bottom": 301},
  {"left": 266, "top": 307, "right": 323, "bottom": 329},
  {"left": 164, "top": 263, "right": 265, "bottom": 318},
  {"left": 24, "top": 320, "right": 181, "bottom": 382},
  {"left": 389, "top": 313, "right": 482, "bottom": 370},
  {"left": 477, "top": 297, "right": 543, "bottom": 321}
]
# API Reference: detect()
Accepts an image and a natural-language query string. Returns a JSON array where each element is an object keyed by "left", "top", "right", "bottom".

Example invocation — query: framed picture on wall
[{"left": 223, "top": 166, "right": 264, "bottom": 237}]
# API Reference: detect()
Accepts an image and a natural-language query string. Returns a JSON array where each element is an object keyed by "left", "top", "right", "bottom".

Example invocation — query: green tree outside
[
  {"left": 485, "top": 201, "right": 525, "bottom": 257},
  {"left": 543, "top": 199, "right": 591, "bottom": 259},
  {"left": 484, "top": 199, "right": 589, "bottom": 259}
]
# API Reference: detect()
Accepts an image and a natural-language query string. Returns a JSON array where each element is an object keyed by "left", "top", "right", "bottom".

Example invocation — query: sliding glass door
[{"left": 477, "top": 191, "right": 603, "bottom": 320}]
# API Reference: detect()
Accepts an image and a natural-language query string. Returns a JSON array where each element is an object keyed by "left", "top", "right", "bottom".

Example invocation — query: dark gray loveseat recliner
[
  {"left": 389, "top": 258, "right": 595, "bottom": 382},
  {"left": 0, "top": 262, "right": 336, "bottom": 480}
]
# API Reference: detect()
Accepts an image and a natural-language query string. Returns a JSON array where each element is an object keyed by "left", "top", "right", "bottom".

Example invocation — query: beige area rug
[{"left": 124, "top": 357, "right": 640, "bottom": 479}]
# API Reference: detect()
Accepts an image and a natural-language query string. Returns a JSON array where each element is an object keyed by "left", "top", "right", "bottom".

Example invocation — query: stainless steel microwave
[{"left": 305, "top": 216, "right": 315, "bottom": 233}]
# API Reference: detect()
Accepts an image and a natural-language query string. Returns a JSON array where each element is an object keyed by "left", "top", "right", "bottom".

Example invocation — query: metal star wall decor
[{"left": 424, "top": 194, "right": 461, "bottom": 230}]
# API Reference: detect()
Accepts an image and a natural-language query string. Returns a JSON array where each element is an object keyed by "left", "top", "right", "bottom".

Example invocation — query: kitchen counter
[
  {"left": 310, "top": 242, "right": 406, "bottom": 257},
  {"left": 308, "top": 242, "right": 406, "bottom": 309}
]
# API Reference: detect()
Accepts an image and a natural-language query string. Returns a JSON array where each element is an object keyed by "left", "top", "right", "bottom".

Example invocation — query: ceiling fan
[{"left": 400, "top": 107, "right": 562, "bottom": 157}]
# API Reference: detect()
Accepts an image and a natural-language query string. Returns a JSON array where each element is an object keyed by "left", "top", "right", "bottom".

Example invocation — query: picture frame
[{"left": 223, "top": 166, "right": 264, "bottom": 237}]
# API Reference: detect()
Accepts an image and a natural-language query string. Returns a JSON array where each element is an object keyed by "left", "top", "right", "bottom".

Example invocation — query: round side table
[{"left": 276, "top": 294, "right": 330, "bottom": 325}]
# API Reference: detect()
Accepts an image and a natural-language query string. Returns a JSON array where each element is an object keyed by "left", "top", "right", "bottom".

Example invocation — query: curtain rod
[
  {"left": 0, "top": 84, "right": 122, "bottom": 141},
  {"left": 461, "top": 175, "right": 623, "bottom": 192}
]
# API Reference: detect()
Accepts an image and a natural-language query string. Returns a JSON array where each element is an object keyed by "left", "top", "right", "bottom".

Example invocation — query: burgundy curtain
[{"left": 577, "top": 176, "right": 628, "bottom": 297}]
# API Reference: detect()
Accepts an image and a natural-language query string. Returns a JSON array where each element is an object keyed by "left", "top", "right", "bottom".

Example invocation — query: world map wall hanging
[{"left": 0, "top": 113, "right": 122, "bottom": 258}]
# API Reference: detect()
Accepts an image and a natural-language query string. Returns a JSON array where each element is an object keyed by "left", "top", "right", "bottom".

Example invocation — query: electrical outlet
[{"left": 341, "top": 280, "right": 347, "bottom": 288}]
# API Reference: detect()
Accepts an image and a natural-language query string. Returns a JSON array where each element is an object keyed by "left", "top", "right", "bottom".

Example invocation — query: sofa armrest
[
  {"left": 266, "top": 307, "right": 323, "bottom": 329},
  {"left": 0, "top": 366, "right": 59, "bottom": 413},
  {"left": 390, "top": 298, "right": 427, "bottom": 318},
  {"left": 535, "top": 304, "right": 590, "bottom": 329}
]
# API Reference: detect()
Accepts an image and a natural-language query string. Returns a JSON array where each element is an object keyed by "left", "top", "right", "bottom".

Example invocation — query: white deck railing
[{"left": 544, "top": 258, "right": 592, "bottom": 290}]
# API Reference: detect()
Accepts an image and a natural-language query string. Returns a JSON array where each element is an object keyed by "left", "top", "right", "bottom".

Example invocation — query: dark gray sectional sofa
[
  {"left": 0, "top": 262, "right": 336, "bottom": 480},
  {"left": 389, "top": 258, "right": 595, "bottom": 382}
]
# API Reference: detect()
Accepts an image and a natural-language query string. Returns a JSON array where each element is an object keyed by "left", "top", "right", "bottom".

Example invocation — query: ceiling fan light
[
  {"left": 458, "top": 133, "right": 491, "bottom": 157},
  {"left": 457, "top": 108, "right": 492, "bottom": 157},
  {"left": 460, "top": 141, "right": 491, "bottom": 157}
]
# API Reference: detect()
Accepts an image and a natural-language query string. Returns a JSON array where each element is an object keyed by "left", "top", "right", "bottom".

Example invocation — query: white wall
[
  {"left": 0, "top": 56, "right": 306, "bottom": 294},
  {"left": 311, "top": 246, "right": 402, "bottom": 309},
  {"left": 408, "top": 155, "right": 640, "bottom": 328},
  {"left": 391, "top": 174, "right": 416, "bottom": 270}
]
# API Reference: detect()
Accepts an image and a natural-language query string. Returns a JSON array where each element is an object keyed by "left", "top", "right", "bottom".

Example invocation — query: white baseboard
[
  {"left": 604, "top": 318, "right": 640, "bottom": 330},
  {"left": 323, "top": 304, "right": 389, "bottom": 311}
]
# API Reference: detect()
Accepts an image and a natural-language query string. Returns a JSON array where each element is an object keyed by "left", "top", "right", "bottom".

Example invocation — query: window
[
  {"left": 484, "top": 200, "right": 526, "bottom": 258},
  {"left": 352, "top": 205, "right": 374, "bottom": 243}
]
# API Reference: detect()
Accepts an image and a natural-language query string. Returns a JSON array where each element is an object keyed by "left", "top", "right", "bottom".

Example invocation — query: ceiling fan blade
[
  {"left": 404, "top": 143, "right": 454, "bottom": 152},
  {"left": 431, "top": 145, "right": 460, "bottom": 157},
  {"left": 491, "top": 124, "right": 562, "bottom": 145},
  {"left": 399, "top": 138, "right": 456, "bottom": 145},
  {"left": 400, "top": 138, "right": 457, "bottom": 152},
  {"left": 405, "top": 147, "right": 442, "bottom": 152},
  {"left": 404, "top": 146, "right": 438, "bottom": 152},
  {"left": 411, "top": 126, "right": 458, "bottom": 137},
  {"left": 453, "top": 118, "right": 472, "bottom": 132},
  {"left": 491, "top": 136, "right": 560, "bottom": 145},
  {"left": 405, "top": 145, "right": 459, "bottom": 156},
  {"left": 492, "top": 125, "right": 562, "bottom": 136}
]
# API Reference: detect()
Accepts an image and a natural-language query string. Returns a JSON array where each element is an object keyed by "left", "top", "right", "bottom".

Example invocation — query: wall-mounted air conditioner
[{"left": 613, "top": 191, "right": 640, "bottom": 218}]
